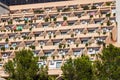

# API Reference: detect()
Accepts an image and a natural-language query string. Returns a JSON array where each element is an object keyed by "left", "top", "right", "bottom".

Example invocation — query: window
[
  {"left": 50, "top": 60, "right": 54, "bottom": 65},
  {"left": 56, "top": 62, "right": 62, "bottom": 68}
]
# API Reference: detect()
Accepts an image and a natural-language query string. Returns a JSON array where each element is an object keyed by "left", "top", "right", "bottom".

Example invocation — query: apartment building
[
  {"left": 0, "top": 0, "right": 68, "bottom": 5},
  {"left": 0, "top": 0, "right": 116, "bottom": 77}
]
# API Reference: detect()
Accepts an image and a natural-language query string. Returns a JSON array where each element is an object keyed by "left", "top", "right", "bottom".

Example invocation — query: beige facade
[{"left": 0, "top": 0, "right": 116, "bottom": 77}]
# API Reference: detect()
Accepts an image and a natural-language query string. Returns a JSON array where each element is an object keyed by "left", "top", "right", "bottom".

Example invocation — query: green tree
[
  {"left": 61, "top": 56, "right": 94, "bottom": 80},
  {"left": 4, "top": 49, "right": 49, "bottom": 80},
  {"left": 95, "top": 44, "right": 120, "bottom": 80}
]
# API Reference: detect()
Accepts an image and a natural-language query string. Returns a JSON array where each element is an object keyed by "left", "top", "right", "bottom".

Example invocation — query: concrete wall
[
  {"left": 116, "top": 0, "right": 120, "bottom": 43},
  {"left": 0, "top": 2, "right": 9, "bottom": 15}
]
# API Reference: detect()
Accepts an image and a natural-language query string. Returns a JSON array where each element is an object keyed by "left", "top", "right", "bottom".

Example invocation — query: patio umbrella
[
  {"left": 39, "top": 50, "right": 44, "bottom": 57},
  {"left": 37, "top": 22, "right": 42, "bottom": 28},
  {"left": 67, "top": 29, "right": 73, "bottom": 35},
  {"left": 52, "top": 49, "right": 59, "bottom": 57},
  {"left": 17, "top": 26, "right": 23, "bottom": 31},
  {"left": 61, "top": 39, "right": 66, "bottom": 44},
  {"left": 33, "top": 40, "right": 39, "bottom": 46},
  {"left": 29, "top": 32, "right": 34, "bottom": 37},
  {"left": 19, "top": 41, "right": 25, "bottom": 47},
  {"left": 55, "top": 30, "right": 61, "bottom": 35},
  {"left": 75, "top": 38, "right": 81, "bottom": 44},
  {"left": 70, "top": 12, "right": 75, "bottom": 17},
  {"left": 74, "top": 20, "right": 80, "bottom": 25},
  {"left": 46, "top": 39, "right": 53, "bottom": 46},
  {"left": 67, "top": 48, "right": 73, "bottom": 56},
  {"left": 111, "top": 26, "right": 117, "bottom": 42},
  {"left": 3, "top": 34, "right": 9, "bottom": 39}
]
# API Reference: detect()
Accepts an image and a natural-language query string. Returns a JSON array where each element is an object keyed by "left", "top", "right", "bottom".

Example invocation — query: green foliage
[
  {"left": 63, "top": 16, "right": 67, "bottom": 21},
  {"left": 10, "top": 47, "right": 14, "bottom": 50},
  {"left": 5, "top": 38, "right": 9, "bottom": 43},
  {"left": 8, "top": 20, "right": 13, "bottom": 24},
  {"left": 53, "top": 18, "right": 57, "bottom": 22},
  {"left": 45, "top": 18, "right": 49, "bottom": 22},
  {"left": 106, "top": 2, "right": 111, "bottom": 6},
  {"left": 34, "top": 10, "right": 44, "bottom": 14},
  {"left": 71, "top": 34, "right": 74, "bottom": 37},
  {"left": 37, "top": 66, "right": 48, "bottom": 80},
  {"left": 91, "top": 6, "right": 97, "bottom": 9},
  {"left": 106, "top": 13, "right": 111, "bottom": 17},
  {"left": 1, "top": 46, "right": 5, "bottom": 51},
  {"left": 4, "top": 49, "right": 49, "bottom": 80},
  {"left": 107, "top": 20, "right": 111, "bottom": 26},
  {"left": 29, "top": 45, "right": 36, "bottom": 50},
  {"left": 61, "top": 56, "right": 94, "bottom": 80},
  {"left": 59, "top": 44, "right": 62, "bottom": 49},
  {"left": 94, "top": 44, "right": 120, "bottom": 80},
  {"left": 82, "top": 5, "right": 89, "bottom": 10},
  {"left": 62, "top": 7, "right": 70, "bottom": 12}
]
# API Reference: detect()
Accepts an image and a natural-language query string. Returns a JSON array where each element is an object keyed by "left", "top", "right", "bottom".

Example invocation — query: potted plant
[
  {"left": 10, "top": 47, "right": 14, "bottom": 50},
  {"left": 67, "top": 44, "right": 70, "bottom": 47},
  {"left": 63, "top": 16, "right": 67, "bottom": 21},
  {"left": 49, "top": 35, "right": 51, "bottom": 39},
  {"left": 91, "top": 6, "right": 97, "bottom": 9},
  {"left": 53, "top": 35, "right": 56, "bottom": 38},
  {"left": 53, "top": 17, "right": 57, "bottom": 22},
  {"left": 59, "top": 44, "right": 62, "bottom": 49},
  {"left": 5, "top": 38, "right": 9, "bottom": 43},
  {"left": 1, "top": 46, "right": 5, "bottom": 51},
  {"left": 44, "top": 18, "right": 49, "bottom": 22},
  {"left": 85, "top": 43, "right": 88, "bottom": 47},
  {"left": 71, "top": 34, "right": 74, "bottom": 37},
  {"left": 76, "top": 44, "right": 79, "bottom": 47},
  {"left": 82, "top": 5, "right": 89, "bottom": 10}
]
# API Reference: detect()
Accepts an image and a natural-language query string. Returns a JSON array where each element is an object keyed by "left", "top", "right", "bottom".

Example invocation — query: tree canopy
[
  {"left": 4, "top": 49, "right": 48, "bottom": 80},
  {"left": 61, "top": 56, "right": 94, "bottom": 80},
  {"left": 4, "top": 44, "right": 120, "bottom": 80},
  {"left": 95, "top": 44, "right": 120, "bottom": 80}
]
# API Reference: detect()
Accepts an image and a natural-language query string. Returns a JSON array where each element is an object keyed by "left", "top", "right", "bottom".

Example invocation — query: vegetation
[
  {"left": 94, "top": 44, "right": 120, "bottom": 80},
  {"left": 29, "top": 45, "right": 36, "bottom": 50},
  {"left": 63, "top": 16, "right": 67, "bottom": 21},
  {"left": 62, "top": 7, "right": 70, "bottom": 12},
  {"left": 8, "top": 20, "right": 13, "bottom": 24},
  {"left": 82, "top": 5, "right": 89, "bottom": 10},
  {"left": 4, "top": 44, "right": 120, "bottom": 80},
  {"left": 91, "top": 6, "right": 97, "bottom": 9},
  {"left": 4, "top": 49, "right": 49, "bottom": 80},
  {"left": 61, "top": 56, "right": 94, "bottom": 80},
  {"left": 1, "top": 46, "right": 5, "bottom": 51},
  {"left": 61, "top": 44, "right": 120, "bottom": 80},
  {"left": 45, "top": 18, "right": 49, "bottom": 22},
  {"left": 5, "top": 38, "right": 9, "bottom": 43},
  {"left": 34, "top": 10, "right": 44, "bottom": 14}
]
